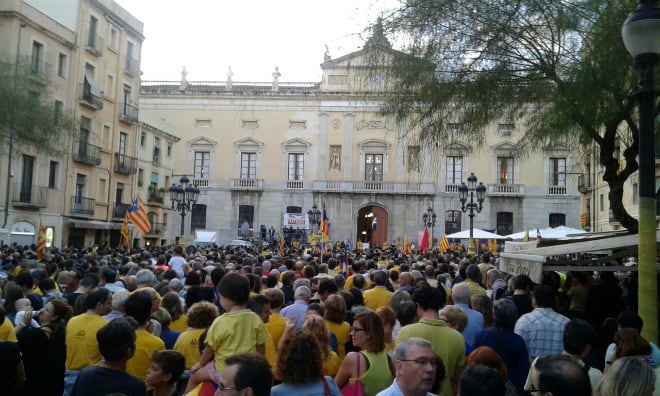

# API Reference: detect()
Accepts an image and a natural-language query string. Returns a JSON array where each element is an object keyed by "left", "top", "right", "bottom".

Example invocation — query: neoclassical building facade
[{"left": 140, "top": 29, "right": 582, "bottom": 247}]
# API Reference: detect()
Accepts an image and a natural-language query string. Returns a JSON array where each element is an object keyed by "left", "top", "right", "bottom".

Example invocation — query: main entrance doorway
[{"left": 357, "top": 205, "right": 388, "bottom": 247}]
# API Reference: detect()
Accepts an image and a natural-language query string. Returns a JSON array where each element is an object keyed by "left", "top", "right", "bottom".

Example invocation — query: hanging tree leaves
[
  {"left": 0, "top": 57, "right": 78, "bottom": 156},
  {"left": 380, "top": 0, "right": 656, "bottom": 232}
]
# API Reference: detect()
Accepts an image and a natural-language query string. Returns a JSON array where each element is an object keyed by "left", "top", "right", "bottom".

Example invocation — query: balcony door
[{"left": 20, "top": 155, "right": 34, "bottom": 202}]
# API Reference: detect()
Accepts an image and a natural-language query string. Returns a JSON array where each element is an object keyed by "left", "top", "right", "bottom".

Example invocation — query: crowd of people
[{"left": 0, "top": 241, "right": 657, "bottom": 396}]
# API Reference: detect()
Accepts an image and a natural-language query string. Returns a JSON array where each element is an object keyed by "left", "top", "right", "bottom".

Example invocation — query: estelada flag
[
  {"left": 36, "top": 219, "right": 46, "bottom": 260},
  {"left": 120, "top": 214, "right": 130, "bottom": 249},
  {"left": 127, "top": 194, "right": 151, "bottom": 236},
  {"left": 439, "top": 234, "right": 450, "bottom": 253}
]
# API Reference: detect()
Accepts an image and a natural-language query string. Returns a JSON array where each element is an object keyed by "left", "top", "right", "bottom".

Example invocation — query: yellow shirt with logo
[
  {"left": 65, "top": 313, "right": 108, "bottom": 370},
  {"left": 174, "top": 328, "right": 205, "bottom": 369}
]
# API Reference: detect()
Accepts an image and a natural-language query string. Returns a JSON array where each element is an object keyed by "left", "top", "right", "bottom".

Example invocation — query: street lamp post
[
  {"left": 169, "top": 175, "right": 200, "bottom": 239},
  {"left": 622, "top": 0, "right": 660, "bottom": 343},
  {"left": 307, "top": 205, "right": 321, "bottom": 234},
  {"left": 422, "top": 206, "right": 437, "bottom": 248},
  {"left": 458, "top": 173, "right": 487, "bottom": 256}
]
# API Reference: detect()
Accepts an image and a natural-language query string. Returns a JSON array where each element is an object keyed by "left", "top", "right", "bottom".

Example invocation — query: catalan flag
[
  {"left": 321, "top": 202, "right": 329, "bottom": 240},
  {"left": 36, "top": 219, "right": 46, "bottom": 260},
  {"left": 402, "top": 232, "right": 411, "bottom": 255},
  {"left": 279, "top": 234, "right": 285, "bottom": 254},
  {"left": 120, "top": 214, "right": 130, "bottom": 249},
  {"left": 127, "top": 195, "right": 151, "bottom": 236},
  {"left": 439, "top": 234, "right": 450, "bottom": 253},
  {"left": 523, "top": 229, "right": 530, "bottom": 242},
  {"left": 489, "top": 239, "right": 498, "bottom": 255}
]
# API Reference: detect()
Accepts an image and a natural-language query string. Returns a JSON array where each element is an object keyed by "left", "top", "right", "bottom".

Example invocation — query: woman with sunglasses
[{"left": 335, "top": 311, "right": 395, "bottom": 396}]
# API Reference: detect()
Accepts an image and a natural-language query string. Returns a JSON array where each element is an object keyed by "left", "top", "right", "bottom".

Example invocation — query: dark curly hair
[{"left": 276, "top": 331, "right": 324, "bottom": 384}]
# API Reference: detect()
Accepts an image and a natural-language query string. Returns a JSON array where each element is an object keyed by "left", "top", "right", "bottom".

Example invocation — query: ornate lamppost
[
  {"left": 621, "top": 0, "right": 660, "bottom": 342},
  {"left": 458, "top": 173, "right": 487, "bottom": 256},
  {"left": 422, "top": 206, "right": 437, "bottom": 248},
  {"left": 169, "top": 175, "right": 200, "bottom": 239}
]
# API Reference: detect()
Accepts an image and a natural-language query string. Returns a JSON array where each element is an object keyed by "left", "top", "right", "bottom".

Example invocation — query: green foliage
[
  {"left": 0, "top": 57, "right": 77, "bottom": 156},
  {"left": 380, "top": 0, "right": 657, "bottom": 231}
]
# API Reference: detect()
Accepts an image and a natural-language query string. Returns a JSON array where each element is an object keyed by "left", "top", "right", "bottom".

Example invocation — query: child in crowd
[
  {"left": 185, "top": 273, "right": 268, "bottom": 393},
  {"left": 14, "top": 298, "right": 40, "bottom": 328},
  {"left": 145, "top": 350, "right": 186, "bottom": 396}
]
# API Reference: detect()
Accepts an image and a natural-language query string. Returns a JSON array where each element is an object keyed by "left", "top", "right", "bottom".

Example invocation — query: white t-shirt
[{"left": 168, "top": 256, "right": 186, "bottom": 278}]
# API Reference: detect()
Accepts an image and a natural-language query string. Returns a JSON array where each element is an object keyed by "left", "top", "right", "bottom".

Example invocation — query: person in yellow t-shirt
[
  {"left": 0, "top": 315, "right": 18, "bottom": 342},
  {"left": 303, "top": 314, "right": 341, "bottom": 377},
  {"left": 125, "top": 291, "right": 165, "bottom": 385},
  {"left": 173, "top": 301, "right": 218, "bottom": 370},
  {"left": 363, "top": 270, "right": 393, "bottom": 311},
  {"left": 263, "top": 288, "right": 287, "bottom": 347},
  {"left": 248, "top": 294, "right": 277, "bottom": 370},
  {"left": 186, "top": 273, "right": 268, "bottom": 394},
  {"left": 64, "top": 288, "right": 112, "bottom": 396},
  {"left": 324, "top": 294, "right": 351, "bottom": 361}
]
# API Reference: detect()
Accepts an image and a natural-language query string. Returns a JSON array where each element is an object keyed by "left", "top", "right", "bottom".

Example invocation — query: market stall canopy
[
  {"left": 507, "top": 226, "right": 587, "bottom": 240},
  {"left": 499, "top": 230, "right": 660, "bottom": 283},
  {"left": 446, "top": 228, "right": 509, "bottom": 240}
]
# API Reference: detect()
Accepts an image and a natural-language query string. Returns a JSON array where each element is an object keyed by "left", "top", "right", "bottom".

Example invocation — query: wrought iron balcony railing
[
  {"left": 72, "top": 141, "right": 102, "bottom": 165},
  {"left": 114, "top": 153, "right": 138, "bottom": 174},
  {"left": 71, "top": 195, "right": 95, "bottom": 216},
  {"left": 11, "top": 182, "right": 48, "bottom": 208}
]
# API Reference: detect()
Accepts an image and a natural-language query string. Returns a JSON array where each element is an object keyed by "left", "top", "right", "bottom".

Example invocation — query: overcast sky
[{"left": 115, "top": 0, "right": 398, "bottom": 82}]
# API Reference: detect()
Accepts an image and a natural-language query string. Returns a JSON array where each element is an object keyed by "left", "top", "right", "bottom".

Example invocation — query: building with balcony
[
  {"left": 0, "top": 0, "right": 148, "bottom": 248},
  {"left": 140, "top": 26, "right": 582, "bottom": 246},
  {"left": 134, "top": 113, "right": 179, "bottom": 247}
]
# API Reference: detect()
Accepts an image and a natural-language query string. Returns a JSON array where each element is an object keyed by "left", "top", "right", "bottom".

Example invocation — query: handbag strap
[
  {"left": 355, "top": 351, "right": 362, "bottom": 378},
  {"left": 321, "top": 375, "right": 331, "bottom": 396}
]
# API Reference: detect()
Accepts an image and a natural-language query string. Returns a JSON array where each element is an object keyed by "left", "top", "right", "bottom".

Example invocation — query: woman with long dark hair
[{"left": 16, "top": 297, "right": 72, "bottom": 395}]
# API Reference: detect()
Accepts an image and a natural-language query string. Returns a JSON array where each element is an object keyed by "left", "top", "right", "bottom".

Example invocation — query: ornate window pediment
[
  {"left": 235, "top": 137, "right": 263, "bottom": 153},
  {"left": 492, "top": 141, "right": 520, "bottom": 157},
  {"left": 282, "top": 138, "right": 311, "bottom": 153},
  {"left": 189, "top": 137, "right": 217, "bottom": 151},
  {"left": 443, "top": 142, "right": 470, "bottom": 157},
  {"left": 358, "top": 139, "right": 389, "bottom": 154}
]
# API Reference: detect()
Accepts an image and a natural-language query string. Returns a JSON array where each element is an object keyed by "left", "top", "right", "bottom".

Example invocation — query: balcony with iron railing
[
  {"left": 85, "top": 33, "right": 104, "bottom": 56},
  {"left": 577, "top": 174, "right": 591, "bottom": 193},
  {"left": 72, "top": 140, "right": 102, "bottom": 165},
  {"left": 152, "top": 149, "right": 161, "bottom": 165},
  {"left": 192, "top": 178, "right": 208, "bottom": 188},
  {"left": 71, "top": 195, "right": 95, "bottom": 216},
  {"left": 79, "top": 83, "right": 104, "bottom": 109},
  {"left": 114, "top": 153, "right": 138, "bottom": 174},
  {"left": 125, "top": 56, "right": 140, "bottom": 77},
  {"left": 113, "top": 203, "right": 130, "bottom": 219},
  {"left": 548, "top": 185, "right": 567, "bottom": 195},
  {"left": 286, "top": 180, "right": 304, "bottom": 189},
  {"left": 28, "top": 57, "right": 50, "bottom": 84},
  {"left": 146, "top": 222, "right": 165, "bottom": 236},
  {"left": 119, "top": 102, "right": 139, "bottom": 124},
  {"left": 487, "top": 183, "right": 525, "bottom": 196},
  {"left": 231, "top": 178, "right": 264, "bottom": 190},
  {"left": 11, "top": 182, "right": 48, "bottom": 208},
  {"left": 313, "top": 180, "right": 436, "bottom": 194}
]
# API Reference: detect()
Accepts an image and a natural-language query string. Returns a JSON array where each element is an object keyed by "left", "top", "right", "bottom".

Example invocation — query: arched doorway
[{"left": 357, "top": 205, "right": 388, "bottom": 246}]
